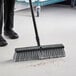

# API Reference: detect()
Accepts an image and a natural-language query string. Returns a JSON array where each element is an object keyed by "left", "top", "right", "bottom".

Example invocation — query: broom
[{"left": 13, "top": 0, "right": 65, "bottom": 62}]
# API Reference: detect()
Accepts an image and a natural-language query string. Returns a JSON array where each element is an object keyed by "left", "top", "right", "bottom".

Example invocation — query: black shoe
[
  {"left": 4, "top": 29, "right": 19, "bottom": 39},
  {"left": 0, "top": 35, "right": 8, "bottom": 47}
]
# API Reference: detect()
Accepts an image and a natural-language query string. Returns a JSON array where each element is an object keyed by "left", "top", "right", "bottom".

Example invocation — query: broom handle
[{"left": 29, "top": 0, "right": 40, "bottom": 46}]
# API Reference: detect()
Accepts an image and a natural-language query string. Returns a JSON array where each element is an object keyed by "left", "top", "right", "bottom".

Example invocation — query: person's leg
[
  {"left": 0, "top": 0, "right": 7, "bottom": 47},
  {"left": 4, "top": 0, "right": 15, "bottom": 30},
  {"left": 71, "top": 0, "right": 76, "bottom": 7},
  {"left": 4, "top": 0, "right": 19, "bottom": 39},
  {"left": 0, "top": 0, "right": 3, "bottom": 35}
]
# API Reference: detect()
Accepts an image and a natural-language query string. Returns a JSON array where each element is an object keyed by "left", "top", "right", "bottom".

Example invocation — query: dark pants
[
  {"left": 0, "top": 0, "right": 15, "bottom": 34},
  {"left": 71, "top": 0, "right": 76, "bottom": 7}
]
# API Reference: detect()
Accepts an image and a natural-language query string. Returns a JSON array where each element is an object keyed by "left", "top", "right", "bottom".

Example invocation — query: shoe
[
  {"left": 0, "top": 35, "right": 8, "bottom": 47},
  {"left": 4, "top": 29, "right": 19, "bottom": 39}
]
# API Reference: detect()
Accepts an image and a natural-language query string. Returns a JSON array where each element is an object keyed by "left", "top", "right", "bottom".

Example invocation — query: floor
[{"left": 0, "top": 4, "right": 76, "bottom": 76}]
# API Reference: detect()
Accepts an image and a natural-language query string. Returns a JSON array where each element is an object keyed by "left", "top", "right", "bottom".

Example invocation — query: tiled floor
[{"left": 0, "top": 5, "right": 76, "bottom": 76}]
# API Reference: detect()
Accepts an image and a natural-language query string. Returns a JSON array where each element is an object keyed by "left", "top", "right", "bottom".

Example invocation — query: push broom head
[
  {"left": 13, "top": 44, "right": 65, "bottom": 62},
  {"left": 13, "top": 0, "right": 65, "bottom": 62}
]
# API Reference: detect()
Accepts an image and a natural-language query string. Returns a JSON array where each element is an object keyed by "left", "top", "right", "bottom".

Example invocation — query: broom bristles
[{"left": 13, "top": 44, "right": 65, "bottom": 62}]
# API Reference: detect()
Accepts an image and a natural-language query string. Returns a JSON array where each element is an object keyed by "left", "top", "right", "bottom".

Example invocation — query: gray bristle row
[{"left": 13, "top": 48, "right": 65, "bottom": 62}]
